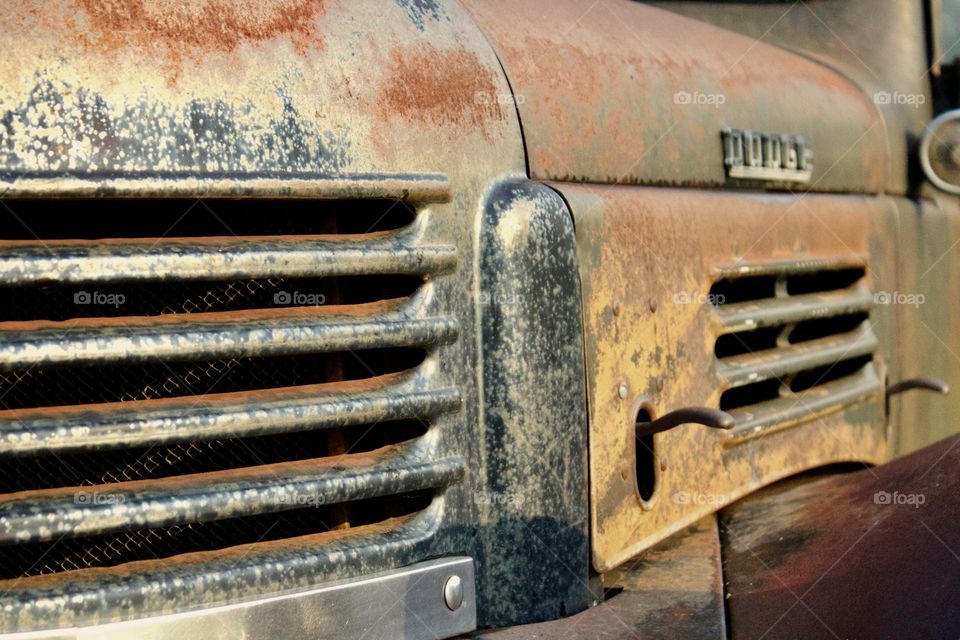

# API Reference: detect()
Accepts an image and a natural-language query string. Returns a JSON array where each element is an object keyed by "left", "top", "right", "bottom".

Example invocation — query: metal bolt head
[
  {"left": 618, "top": 382, "right": 628, "bottom": 399},
  {"left": 444, "top": 575, "right": 464, "bottom": 611}
]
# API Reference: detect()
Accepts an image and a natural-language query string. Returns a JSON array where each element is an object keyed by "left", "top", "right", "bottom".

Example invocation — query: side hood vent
[{"left": 711, "top": 258, "right": 881, "bottom": 440}]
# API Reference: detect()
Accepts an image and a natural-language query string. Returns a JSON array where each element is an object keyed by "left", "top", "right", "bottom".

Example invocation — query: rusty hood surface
[
  {"left": 461, "top": 0, "right": 888, "bottom": 193},
  {"left": 0, "top": 0, "right": 526, "bottom": 194}
]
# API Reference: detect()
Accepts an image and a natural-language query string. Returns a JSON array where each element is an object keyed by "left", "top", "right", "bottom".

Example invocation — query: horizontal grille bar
[
  {"left": 0, "top": 372, "right": 460, "bottom": 456},
  {"left": 0, "top": 504, "right": 441, "bottom": 632},
  {"left": 0, "top": 302, "right": 458, "bottom": 370},
  {"left": 726, "top": 365, "right": 881, "bottom": 440},
  {"left": 714, "top": 287, "right": 873, "bottom": 334},
  {"left": 0, "top": 173, "right": 453, "bottom": 202},
  {"left": 712, "top": 255, "right": 867, "bottom": 279},
  {"left": 716, "top": 326, "right": 877, "bottom": 389},
  {"left": 0, "top": 236, "right": 457, "bottom": 285},
  {"left": 0, "top": 446, "right": 464, "bottom": 544}
]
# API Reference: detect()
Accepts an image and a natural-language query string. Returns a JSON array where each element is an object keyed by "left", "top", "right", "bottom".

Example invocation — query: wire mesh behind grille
[
  {"left": 1, "top": 491, "right": 433, "bottom": 581},
  {"left": 0, "top": 198, "right": 416, "bottom": 239},
  {"left": 0, "top": 192, "right": 460, "bottom": 583},
  {"left": 0, "top": 274, "right": 421, "bottom": 321},
  {"left": 0, "top": 349, "right": 423, "bottom": 409}
]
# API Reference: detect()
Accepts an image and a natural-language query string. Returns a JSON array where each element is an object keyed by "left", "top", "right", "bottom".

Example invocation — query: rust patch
[
  {"left": 73, "top": 0, "right": 325, "bottom": 55},
  {"left": 378, "top": 46, "right": 502, "bottom": 131}
]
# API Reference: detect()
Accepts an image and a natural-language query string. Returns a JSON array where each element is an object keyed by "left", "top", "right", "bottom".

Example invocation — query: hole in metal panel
[
  {"left": 786, "top": 267, "right": 865, "bottom": 295},
  {"left": 787, "top": 313, "right": 868, "bottom": 344},
  {"left": 708, "top": 275, "right": 777, "bottom": 306},
  {"left": 634, "top": 407, "right": 657, "bottom": 502},
  {"left": 714, "top": 326, "right": 781, "bottom": 358},
  {"left": 789, "top": 355, "right": 873, "bottom": 393}
]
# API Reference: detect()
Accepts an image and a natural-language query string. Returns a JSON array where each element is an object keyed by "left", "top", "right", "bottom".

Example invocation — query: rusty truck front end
[{"left": 0, "top": 2, "right": 958, "bottom": 639}]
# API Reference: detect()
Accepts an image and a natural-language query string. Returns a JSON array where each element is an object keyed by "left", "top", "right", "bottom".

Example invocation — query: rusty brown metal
[
  {"left": 654, "top": 0, "right": 933, "bottom": 196},
  {"left": 0, "top": 1, "right": 525, "bottom": 187},
  {"left": 470, "top": 515, "right": 726, "bottom": 640},
  {"left": 556, "top": 183, "right": 894, "bottom": 571},
  {"left": 461, "top": 0, "right": 887, "bottom": 193},
  {"left": 722, "top": 433, "right": 960, "bottom": 640}
]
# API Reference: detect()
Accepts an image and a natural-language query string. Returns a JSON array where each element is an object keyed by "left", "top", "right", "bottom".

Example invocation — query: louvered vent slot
[
  {"left": 0, "top": 182, "right": 464, "bottom": 589},
  {"left": 711, "top": 260, "right": 881, "bottom": 440}
]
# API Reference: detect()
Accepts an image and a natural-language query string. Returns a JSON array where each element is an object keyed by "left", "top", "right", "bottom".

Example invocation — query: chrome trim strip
[{"left": 1, "top": 557, "right": 476, "bottom": 640}]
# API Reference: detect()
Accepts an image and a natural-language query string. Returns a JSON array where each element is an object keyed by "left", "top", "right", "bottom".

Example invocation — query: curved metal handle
[
  {"left": 636, "top": 407, "right": 736, "bottom": 438},
  {"left": 887, "top": 377, "right": 950, "bottom": 398}
]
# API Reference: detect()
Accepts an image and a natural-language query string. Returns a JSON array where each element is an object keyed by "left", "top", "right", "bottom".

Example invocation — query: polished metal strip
[{"left": 0, "top": 557, "right": 476, "bottom": 640}]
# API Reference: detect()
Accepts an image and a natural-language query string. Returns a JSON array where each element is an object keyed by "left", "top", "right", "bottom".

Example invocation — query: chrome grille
[{"left": 0, "top": 177, "right": 463, "bottom": 610}]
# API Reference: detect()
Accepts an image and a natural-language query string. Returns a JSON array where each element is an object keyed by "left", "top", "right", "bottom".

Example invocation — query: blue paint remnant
[
  {"left": 393, "top": 0, "right": 447, "bottom": 31},
  {"left": 0, "top": 76, "right": 352, "bottom": 177}
]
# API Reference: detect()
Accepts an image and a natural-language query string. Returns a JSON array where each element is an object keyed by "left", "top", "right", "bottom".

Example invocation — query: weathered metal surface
[
  {"left": 889, "top": 195, "right": 960, "bottom": 454},
  {"left": 0, "top": 0, "right": 532, "bottom": 633},
  {"left": 469, "top": 515, "right": 726, "bottom": 640},
  {"left": 714, "top": 288, "right": 875, "bottom": 334},
  {"left": 0, "top": 372, "right": 460, "bottom": 455},
  {"left": 728, "top": 368, "right": 881, "bottom": 439},
  {"left": 557, "top": 183, "right": 892, "bottom": 571},
  {"left": 0, "top": 173, "right": 453, "bottom": 199},
  {"left": 461, "top": 0, "right": 886, "bottom": 192},
  {"left": 722, "top": 433, "right": 960, "bottom": 640},
  {"left": 0, "top": 2, "right": 520, "bottom": 183},
  {"left": 474, "top": 180, "right": 591, "bottom": 626},
  {"left": 0, "top": 299, "right": 458, "bottom": 369},
  {"left": 0, "top": 443, "right": 463, "bottom": 544},
  {"left": 655, "top": 0, "right": 932, "bottom": 196},
  {"left": 717, "top": 328, "right": 877, "bottom": 389},
  {"left": 0, "top": 236, "right": 457, "bottom": 285}
]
